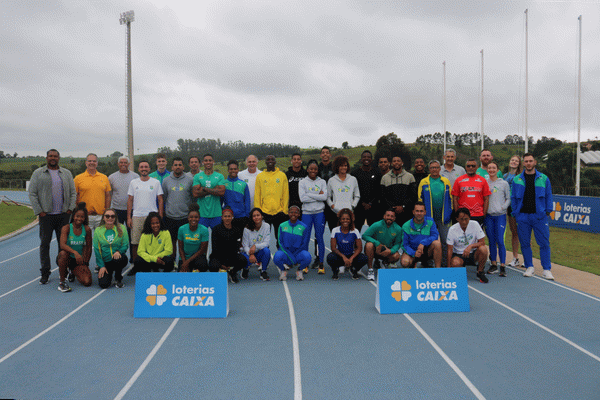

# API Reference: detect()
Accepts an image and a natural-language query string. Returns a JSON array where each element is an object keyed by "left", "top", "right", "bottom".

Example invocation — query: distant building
[{"left": 581, "top": 151, "right": 600, "bottom": 166}]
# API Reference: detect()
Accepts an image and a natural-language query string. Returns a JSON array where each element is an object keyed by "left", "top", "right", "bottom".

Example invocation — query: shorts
[
  {"left": 130, "top": 216, "right": 146, "bottom": 244},
  {"left": 452, "top": 252, "right": 476, "bottom": 266}
]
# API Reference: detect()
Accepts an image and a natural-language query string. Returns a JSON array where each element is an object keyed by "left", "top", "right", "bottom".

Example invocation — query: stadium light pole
[{"left": 120, "top": 10, "right": 135, "bottom": 171}]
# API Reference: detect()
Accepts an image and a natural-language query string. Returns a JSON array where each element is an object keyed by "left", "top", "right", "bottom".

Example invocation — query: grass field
[
  {"left": 0, "top": 202, "right": 36, "bottom": 236},
  {"left": 503, "top": 227, "right": 600, "bottom": 276}
]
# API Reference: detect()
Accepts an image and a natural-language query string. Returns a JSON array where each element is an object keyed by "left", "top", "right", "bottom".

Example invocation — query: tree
[
  {"left": 13, "top": 152, "right": 17, "bottom": 158},
  {"left": 374, "top": 133, "right": 411, "bottom": 167},
  {"left": 342, "top": 141, "right": 349, "bottom": 149},
  {"left": 110, "top": 151, "right": 124, "bottom": 158}
]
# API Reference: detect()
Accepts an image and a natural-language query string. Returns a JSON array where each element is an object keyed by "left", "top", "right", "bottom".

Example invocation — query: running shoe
[
  {"left": 283, "top": 264, "right": 291, "bottom": 270},
  {"left": 115, "top": 280, "right": 124, "bottom": 289},
  {"left": 507, "top": 258, "right": 520, "bottom": 268},
  {"left": 67, "top": 271, "right": 75, "bottom": 283},
  {"left": 382, "top": 260, "right": 390, "bottom": 269},
  {"left": 302, "top": 267, "right": 309, "bottom": 274},
  {"left": 58, "top": 281, "right": 72, "bottom": 292},
  {"left": 310, "top": 258, "right": 320, "bottom": 269},
  {"left": 279, "top": 270, "right": 287, "bottom": 281},
  {"left": 317, "top": 266, "right": 325, "bottom": 275},
  {"left": 332, "top": 271, "right": 339, "bottom": 280},
  {"left": 487, "top": 265, "right": 498, "bottom": 275},
  {"left": 229, "top": 270, "right": 239, "bottom": 283},
  {"left": 351, "top": 268, "right": 360, "bottom": 280},
  {"left": 192, "top": 269, "right": 200, "bottom": 273},
  {"left": 499, "top": 266, "right": 507, "bottom": 277},
  {"left": 40, "top": 274, "right": 49, "bottom": 285},
  {"left": 542, "top": 270, "right": 555, "bottom": 280},
  {"left": 339, "top": 266, "right": 345, "bottom": 274},
  {"left": 367, "top": 268, "right": 375, "bottom": 281},
  {"left": 373, "top": 259, "right": 381, "bottom": 269},
  {"left": 241, "top": 269, "right": 249, "bottom": 280},
  {"left": 296, "top": 270, "right": 304, "bottom": 281},
  {"left": 523, "top": 267, "right": 535, "bottom": 277},
  {"left": 477, "top": 271, "right": 489, "bottom": 283},
  {"left": 260, "top": 271, "right": 270, "bottom": 281}
]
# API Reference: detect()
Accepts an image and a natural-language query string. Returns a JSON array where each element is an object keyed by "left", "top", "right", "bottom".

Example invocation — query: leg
[
  {"left": 436, "top": 220, "right": 450, "bottom": 267},
  {"left": 38, "top": 215, "right": 56, "bottom": 278},
  {"left": 400, "top": 253, "right": 414, "bottom": 268},
  {"left": 451, "top": 255, "right": 464, "bottom": 268},
  {"left": 516, "top": 215, "right": 534, "bottom": 268},
  {"left": 364, "top": 242, "right": 375, "bottom": 269},
  {"left": 57, "top": 250, "right": 70, "bottom": 282},
  {"left": 273, "top": 250, "right": 290, "bottom": 271},
  {"left": 326, "top": 252, "right": 342, "bottom": 274},
  {"left": 313, "top": 212, "right": 326, "bottom": 264},
  {"left": 73, "top": 263, "right": 93, "bottom": 286},
  {"left": 508, "top": 215, "right": 520, "bottom": 260},
  {"left": 496, "top": 215, "right": 507, "bottom": 265},
  {"left": 161, "top": 255, "right": 175, "bottom": 272},
  {"left": 351, "top": 253, "right": 368, "bottom": 272},
  {"left": 208, "top": 256, "right": 221, "bottom": 272},
  {"left": 485, "top": 215, "right": 498, "bottom": 264},
  {"left": 98, "top": 260, "right": 115, "bottom": 289},
  {"left": 295, "top": 251, "right": 312, "bottom": 270},
  {"left": 474, "top": 246, "right": 489, "bottom": 272},
  {"left": 428, "top": 240, "right": 442, "bottom": 268},
  {"left": 255, "top": 248, "right": 271, "bottom": 271},
  {"left": 354, "top": 204, "right": 366, "bottom": 230},
  {"left": 532, "top": 215, "right": 551, "bottom": 270},
  {"left": 386, "top": 251, "right": 401, "bottom": 265}
]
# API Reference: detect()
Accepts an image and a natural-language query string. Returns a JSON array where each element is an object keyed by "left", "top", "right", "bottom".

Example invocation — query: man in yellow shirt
[
  {"left": 255, "top": 155, "right": 289, "bottom": 243},
  {"left": 74, "top": 153, "right": 112, "bottom": 230}
]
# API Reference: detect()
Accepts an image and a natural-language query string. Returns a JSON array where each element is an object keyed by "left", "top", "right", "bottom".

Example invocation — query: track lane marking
[
  {"left": 0, "top": 238, "right": 56, "bottom": 264},
  {"left": 0, "top": 267, "right": 59, "bottom": 299}
]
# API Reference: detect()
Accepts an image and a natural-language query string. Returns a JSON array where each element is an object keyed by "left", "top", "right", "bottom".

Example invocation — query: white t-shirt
[
  {"left": 238, "top": 168, "right": 261, "bottom": 206},
  {"left": 127, "top": 177, "right": 163, "bottom": 217},
  {"left": 446, "top": 220, "right": 485, "bottom": 255}
]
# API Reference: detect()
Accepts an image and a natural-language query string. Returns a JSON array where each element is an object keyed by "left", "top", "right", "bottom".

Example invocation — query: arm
[
  {"left": 545, "top": 177, "right": 553, "bottom": 214},
  {"left": 115, "top": 227, "right": 129, "bottom": 255},
  {"left": 464, "top": 237, "right": 487, "bottom": 257},
  {"left": 401, "top": 227, "right": 416, "bottom": 257},
  {"left": 389, "top": 226, "right": 403, "bottom": 254},
  {"left": 137, "top": 235, "right": 154, "bottom": 263},
  {"left": 350, "top": 237, "right": 363, "bottom": 261},
  {"left": 241, "top": 229, "right": 251, "bottom": 254},
  {"left": 483, "top": 195, "right": 489, "bottom": 216},
  {"left": 254, "top": 179, "right": 262, "bottom": 208},
  {"left": 193, "top": 184, "right": 206, "bottom": 198},
  {"left": 66, "top": 171, "right": 77, "bottom": 211},
  {"left": 447, "top": 244, "right": 454, "bottom": 267},
  {"left": 501, "top": 184, "right": 511, "bottom": 212},
  {"left": 59, "top": 225, "right": 81, "bottom": 261},
  {"left": 157, "top": 231, "right": 173, "bottom": 258},
  {"left": 255, "top": 225, "right": 270, "bottom": 251},
  {"left": 157, "top": 195, "right": 164, "bottom": 218},
  {"left": 204, "top": 185, "right": 226, "bottom": 197},
  {"left": 453, "top": 196, "right": 459, "bottom": 212},
  {"left": 92, "top": 230, "right": 105, "bottom": 269},
  {"left": 351, "top": 179, "right": 360, "bottom": 209},
  {"left": 420, "top": 220, "right": 438, "bottom": 247},
  {"left": 243, "top": 185, "right": 251, "bottom": 217},
  {"left": 83, "top": 226, "right": 93, "bottom": 264},
  {"left": 277, "top": 225, "right": 296, "bottom": 265},
  {"left": 362, "top": 224, "right": 381, "bottom": 247},
  {"left": 28, "top": 171, "right": 43, "bottom": 215},
  {"left": 417, "top": 179, "right": 425, "bottom": 202},
  {"left": 282, "top": 177, "right": 289, "bottom": 214}
]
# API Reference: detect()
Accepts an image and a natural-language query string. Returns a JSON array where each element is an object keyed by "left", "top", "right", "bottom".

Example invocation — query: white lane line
[
  {"left": 0, "top": 267, "right": 59, "bottom": 299},
  {"left": 505, "top": 265, "right": 600, "bottom": 302},
  {"left": 364, "top": 278, "right": 486, "bottom": 400},
  {"left": 114, "top": 318, "right": 180, "bottom": 400},
  {"left": 0, "top": 238, "right": 56, "bottom": 264},
  {"left": 469, "top": 285, "right": 600, "bottom": 363},
  {"left": 282, "top": 280, "right": 302, "bottom": 400},
  {"left": 0, "top": 289, "right": 107, "bottom": 364}
]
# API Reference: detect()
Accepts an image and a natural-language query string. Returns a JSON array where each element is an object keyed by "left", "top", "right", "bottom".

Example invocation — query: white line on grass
[
  {"left": 505, "top": 266, "right": 600, "bottom": 302},
  {"left": 0, "top": 289, "right": 106, "bottom": 364},
  {"left": 0, "top": 239, "right": 56, "bottom": 264},
  {"left": 364, "top": 278, "right": 486, "bottom": 400},
  {"left": 114, "top": 318, "right": 180, "bottom": 400},
  {"left": 0, "top": 267, "right": 58, "bottom": 299},
  {"left": 469, "top": 285, "right": 600, "bottom": 363}
]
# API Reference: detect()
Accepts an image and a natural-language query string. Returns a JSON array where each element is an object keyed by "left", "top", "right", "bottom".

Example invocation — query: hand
[
  {"left": 127, "top": 218, "right": 132, "bottom": 229},
  {"left": 156, "top": 257, "right": 165, "bottom": 265},
  {"left": 98, "top": 267, "right": 107, "bottom": 278},
  {"left": 394, "top": 205, "right": 404, "bottom": 214},
  {"left": 249, "top": 255, "right": 257, "bottom": 264},
  {"left": 66, "top": 210, "right": 72, "bottom": 214},
  {"left": 319, "top": 190, "right": 324, "bottom": 194},
  {"left": 249, "top": 245, "right": 256, "bottom": 255},
  {"left": 39, "top": 212, "right": 47, "bottom": 218},
  {"left": 415, "top": 245, "right": 424, "bottom": 258},
  {"left": 74, "top": 253, "right": 84, "bottom": 264},
  {"left": 180, "top": 260, "right": 190, "bottom": 272},
  {"left": 343, "top": 256, "right": 352, "bottom": 268},
  {"left": 462, "top": 246, "right": 471, "bottom": 258},
  {"left": 363, "top": 203, "right": 371, "bottom": 210},
  {"left": 113, "top": 251, "right": 121, "bottom": 260}
]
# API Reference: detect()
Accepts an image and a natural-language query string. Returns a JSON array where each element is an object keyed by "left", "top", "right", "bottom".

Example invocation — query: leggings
[
  {"left": 242, "top": 248, "right": 271, "bottom": 271},
  {"left": 98, "top": 256, "right": 129, "bottom": 288},
  {"left": 301, "top": 212, "right": 325, "bottom": 262},
  {"left": 484, "top": 214, "right": 507, "bottom": 264},
  {"left": 134, "top": 255, "right": 175, "bottom": 273}
]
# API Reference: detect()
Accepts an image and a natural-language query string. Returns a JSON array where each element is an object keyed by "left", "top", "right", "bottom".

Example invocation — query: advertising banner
[
  {"left": 548, "top": 195, "right": 600, "bottom": 233},
  {"left": 134, "top": 272, "right": 229, "bottom": 318},
  {"left": 376, "top": 268, "right": 470, "bottom": 314}
]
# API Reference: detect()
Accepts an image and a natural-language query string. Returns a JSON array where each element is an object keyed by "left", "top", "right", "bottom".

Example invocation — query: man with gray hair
[
  {"left": 74, "top": 153, "right": 112, "bottom": 230},
  {"left": 108, "top": 156, "right": 139, "bottom": 257},
  {"left": 238, "top": 154, "right": 261, "bottom": 206},
  {"left": 441, "top": 148, "right": 466, "bottom": 188}
]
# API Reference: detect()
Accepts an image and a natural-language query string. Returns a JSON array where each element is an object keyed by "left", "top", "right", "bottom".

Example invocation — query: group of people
[{"left": 28, "top": 146, "right": 554, "bottom": 292}]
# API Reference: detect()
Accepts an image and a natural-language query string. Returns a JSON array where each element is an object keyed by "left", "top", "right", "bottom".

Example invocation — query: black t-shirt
[
  {"left": 520, "top": 173, "right": 537, "bottom": 214},
  {"left": 210, "top": 223, "right": 242, "bottom": 261},
  {"left": 351, "top": 167, "right": 381, "bottom": 204}
]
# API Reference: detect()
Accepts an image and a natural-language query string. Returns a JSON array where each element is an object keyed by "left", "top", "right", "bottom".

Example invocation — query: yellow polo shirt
[{"left": 74, "top": 170, "right": 112, "bottom": 215}]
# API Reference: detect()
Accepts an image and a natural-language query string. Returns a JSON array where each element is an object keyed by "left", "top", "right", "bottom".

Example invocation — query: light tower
[{"left": 120, "top": 10, "right": 135, "bottom": 171}]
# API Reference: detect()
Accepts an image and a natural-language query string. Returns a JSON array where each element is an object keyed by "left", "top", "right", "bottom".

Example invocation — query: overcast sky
[{"left": 2, "top": 0, "right": 599, "bottom": 157}]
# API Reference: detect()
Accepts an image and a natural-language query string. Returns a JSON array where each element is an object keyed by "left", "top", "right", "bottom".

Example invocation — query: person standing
[
  {"left": 451, "top": 159, "right": 491, "bottom": 227},
  {"left": 412, "top": 158, "right": 428, "bottom": 188},
  {"left": 400, "top": 202, "right": 442, "bottom": 269},
  {"left": 381, "top": 155, "right": 416, "bottom": 227},
  {"left": 351, "top": 150, "right": 381, "bottom": 230},
  {"left": 504, "top": 155, "right": 523, "bottom": 268},
  {"left": 327, "top": 155, "right": 360, "bottom": 226},
  {"left": 108, "top": 156, "right": 138, "bottom": 259},
  {"left": 441, "top": 148, "right": 466, "bottom": 188},
  {"left": 299, "top": 160, "right": 328, "bottom": 274},
  {"left": 193, "top": 153, "right": 226, "bottom": 229},
  {"left": 127, "top": 160, "right": 164, "bottom": 264},
  {"left": 238, "top": 154, "right": 261, "bottom": 207},
  {"left": 286, "top": 153, "right": 307, "bottom": 210},
  {"left": 223, "top": 159, "right": 251, "bottom": 230},
  {"left": 378, "top": 155, "right": 391, "bottom": 176},
  {"left": 254, "top": 155, "right": 289, "bottom": 242},
  {"left": 162, "top": 157, "right": 194, "bottom": 256},
  {"left": 484, "top": 162, "right": 511, "bottom": 276},
  {"left": 74, "top": 153, "right": 112, "bottom": 230},
  {"left": 477, "top": 149, "right": 503, "bottom": 179},
  {"left": 29, "top": 149, "right": 77, "bottom": 284},
  {"left": 273, "top": 206, "right": 311, "bottom": 281},
  {"left": 511, "top": 153, "right": 554, "bottom": 280},
  {"left": 149, "top": 153, "right": 170, "bottom": 184},
  {"left": 418, "top": 160, "right": 452, "bottom": 266},
  {"left": 186, "top": 156, "right": 201, "bottom": 178}
]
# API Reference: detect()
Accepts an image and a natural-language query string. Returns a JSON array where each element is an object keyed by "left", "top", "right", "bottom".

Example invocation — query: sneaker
[
  {"left": 332, "top": 271, "right": 339, "bottom": 280},
  {"left": 339, "top": 266, "right": 345, "bottom": 274},
  {"left": 302, "top": 267, "right": 309, "bottom": 274},
  {"left": 367, "top": 268, "right": 375, "bottom": 281},
  {"left": 508, "top": 258, "right": 520, "bottom": 268},
  {"left": 373, "top": 259, "right": 381, "bottom": 269},
  {"left": 115, "top": 280, "right": 124, "bottom": 289},
  {"left": 499, "top": 266, "right": 507, "bottom": 277},
  {"left": 296, "top": 270, "right": 304, "bottom": 281},
  {"left": 241, "top": 269, "right": 249, "bottom": 280},
  {"left": 279, "top": 270, "right": 287, "bottom": 281},
  {"left": 523, "top": 267, "right": 535, "bottom": 277},
  {"left": 351, "top": 268, "right": 360, "bottom": 280},
  {"left": 192, "top": 269, "right": 200, "bottom": 273},
  {"left": 126, "top": 269, "right": 136, "bottom": 276},
  {"left": 477, "top": 271, "right": 489, "bottom": 283},
  {"left": 311, "top": 258, "right": 320, "bottom": 269},
  {"left": 487, "top": 265, "right": 498, "bottom": 275},
  {"left": 67, "top": 271, "right": 75, "bottom": 282},
  {"left": 283, "top": 264, "right": 291, "bottom": 270},
  {"left": 58, "top": 281, "right": 72, "bottom": 292},
  {"left": 542, "top": 270, "right": 555, "bottom": 280},
  {"left": 229, "top": 270, "right": 239, "bottom": 283},
  {"left": 40, "top": 275, "right": 50, "bottom": 285},
  {"left": 317, "top": 267, "right": 325, "bottom": 275},
  {"left": 260, "top": 271, "right": 270, "bottom": 281}
]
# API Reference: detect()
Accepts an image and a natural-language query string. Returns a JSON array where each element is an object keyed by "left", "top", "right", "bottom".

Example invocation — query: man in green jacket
[{"left": 363, "top": 209, "right": 403, "bottom": 281}]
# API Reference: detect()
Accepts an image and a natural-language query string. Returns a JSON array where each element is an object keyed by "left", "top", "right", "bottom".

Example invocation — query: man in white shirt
[
  {"left": 108, "top": 156, "right": 139, "bottom": 258},
  {"left": 238, "top": 154, "right": 261, "bottom": 206},
  {"left": 446, "top": 207, "right": 489, "bottom": 283}
]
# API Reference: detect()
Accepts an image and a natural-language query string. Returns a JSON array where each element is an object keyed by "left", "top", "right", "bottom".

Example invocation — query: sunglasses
[{"left": 104, "top": 214, "right": 116, "bottom": 219}]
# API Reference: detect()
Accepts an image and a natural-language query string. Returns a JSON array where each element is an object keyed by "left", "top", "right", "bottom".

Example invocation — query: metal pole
[
  {"left": 443, "top": 61, "right": 446, "bottom": 154},
  {"left": 481, "top": 49, "right": 484, "bottom": 150},
  {"left": 576, "top": 15, "right": 582, "bottom": 196},
  {"left": 120, "top": 11, "right": 135, "bottom": 171},
  {"left": 525, "top": 9, "right": 529, "bottom": 153}
]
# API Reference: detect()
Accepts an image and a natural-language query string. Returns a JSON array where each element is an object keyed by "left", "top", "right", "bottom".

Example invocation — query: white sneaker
[
  {"left": 523, "top": 267, "right": 535, "bottom": 277},
  {"left": 339, "top": 266, "right": 345, "bottom": 274},
  {"left": 542, "top": 270, "right": 555, "bottom": 280},
  {"left": 279, "top": 270, "right": 287, "bottom": 281},
  {"left": 283, "top": 264, "right": 290, "bottom": 270},
  {"left": 296, "top": 270, "right": 304, "bottom": 281},
  {"left": 508, "top": 258, "right": 520, "bottom": 267},
  {"left": 367, "top": 268, "right": 375, "bottom": 281}
]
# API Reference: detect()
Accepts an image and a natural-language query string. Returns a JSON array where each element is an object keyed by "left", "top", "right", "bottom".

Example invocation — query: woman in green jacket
[
  {"left": 93, "top": 208, "right": 129, "bottom": 288},
  {"left": 134, "top": 212, "right": 174, "bottom": 272}
]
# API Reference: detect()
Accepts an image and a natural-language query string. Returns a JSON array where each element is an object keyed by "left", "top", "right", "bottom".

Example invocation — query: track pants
[
  {"left": 302, "top": 212, "right": 325, "bottom": 263},
  {"left": 485, "top": 214, "right": 507, "bottom": 264},
  {"left": 273, "top": 250, "right": 311, "bottom": 271},
  {"left": 516, "top": 213, "right": 551, "bottom": 270},
  {"left": 242, "top": 248, "right": 271, "bottom": 271}
]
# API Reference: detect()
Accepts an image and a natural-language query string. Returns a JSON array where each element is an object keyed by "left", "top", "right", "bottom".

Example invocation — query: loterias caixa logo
[
  {"left": 390, "top": 279, "right": 459, "bottom": 303},
  {"left": 145, "top": 283, "right": 216, "bottom": 307}
]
